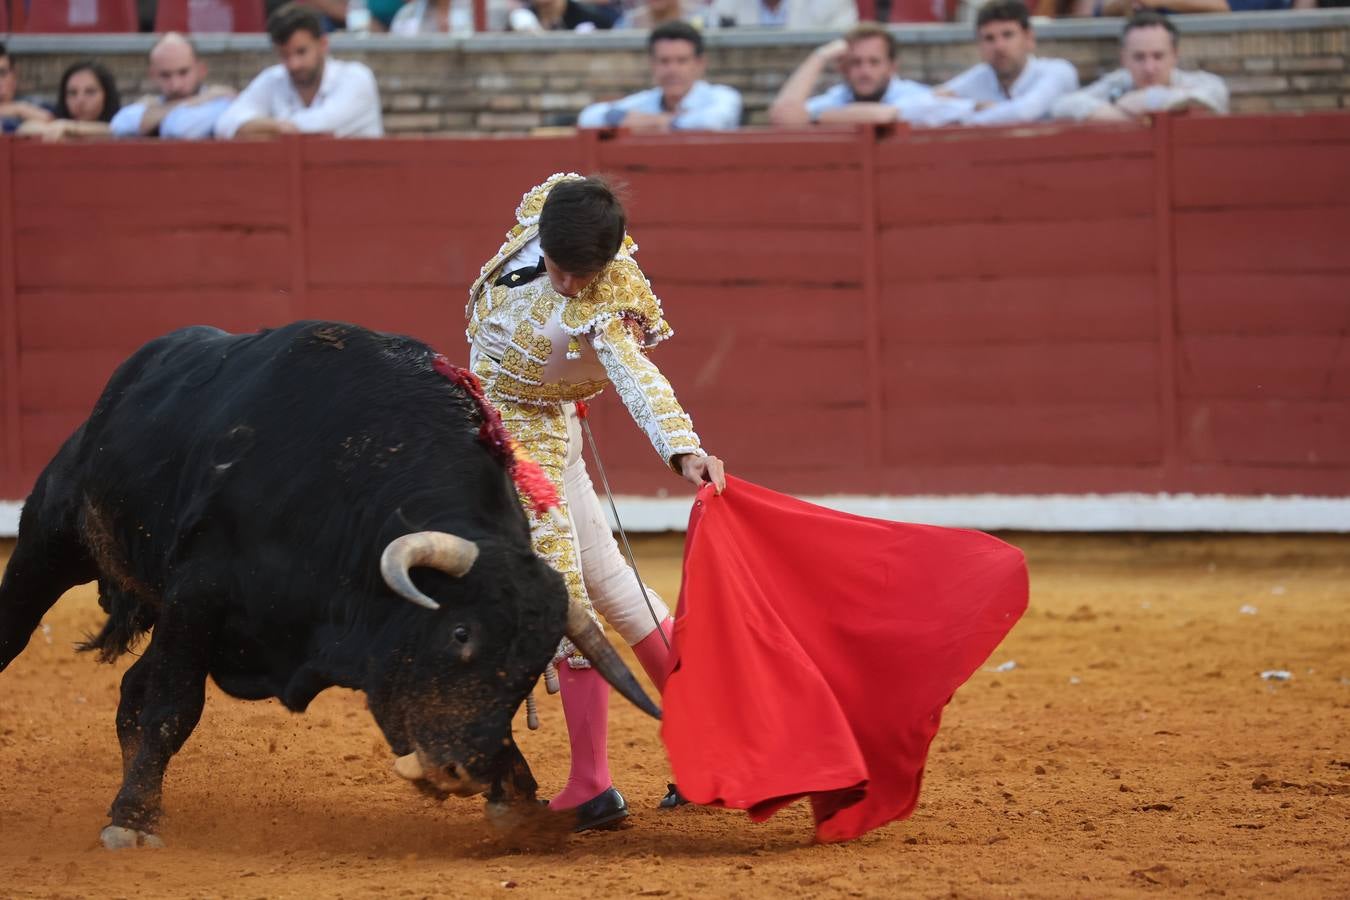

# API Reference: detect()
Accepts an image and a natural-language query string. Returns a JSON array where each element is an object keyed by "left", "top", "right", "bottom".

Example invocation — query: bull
[{"left": 0, "top": 321, "right": 658, "bottom": 849}]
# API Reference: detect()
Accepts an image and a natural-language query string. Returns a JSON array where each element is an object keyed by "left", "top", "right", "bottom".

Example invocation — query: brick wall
[{"left": 6, "top": 10, "right": 1348, "bottom": 134}]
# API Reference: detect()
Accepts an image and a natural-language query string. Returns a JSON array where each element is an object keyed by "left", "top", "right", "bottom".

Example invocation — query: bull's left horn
[
  {"left": 380, "top": 532, "right": 480, "bottom": 611},
  {"left": 564, "top": 600, "right": 662, "bottom": 720}
]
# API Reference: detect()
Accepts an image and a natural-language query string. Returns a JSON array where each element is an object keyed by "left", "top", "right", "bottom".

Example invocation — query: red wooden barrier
[{"left": 2, "top": 116, "right": 1348, "bottom": 505}]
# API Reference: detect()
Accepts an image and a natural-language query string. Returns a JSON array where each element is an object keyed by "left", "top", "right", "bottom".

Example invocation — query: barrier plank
[
  {"left": 16, "top": 227, "right": 291, "bottom": 290},
  {"left": 18, "top": 290, "right": 293, "bottom": 350},
  {"left": 879, "top": 217, "right": 1155, "bottom": 282},
  {"left": 14, "top": 161, "right": 287, "bottom": 229},
  {"left": 304, "top": 225, "right": 489, "bottom": 287},
  {"left": 1179, "top": 336, "right": 1350, "bottom": 400},
  {"left": 883, "top": 342, "right": 1159, "bottom": 405},
  {"left": 881, "top": 274, "right": 1156, "bottom": 343},
  {"left": 1175, "top": 207, "right": 1350, "bottom": 274},
  {"left": 879, "top": 156, "right": 1154, "bottom": 226},
  {"left": 1181, "top": 399, "right": 1350, "bottom": 466},
  {"left": 883, "top": 403, "right": 1163, "bottom": 466},
  {"left": 606, "top": 169, "right": 861, "bottom": 228},
  {"left": 1177, "top": 273, "right": 1350, "bottom": 334},
  {"left": 1173, "top": 143, "right": 1350, "bottom": 210}
]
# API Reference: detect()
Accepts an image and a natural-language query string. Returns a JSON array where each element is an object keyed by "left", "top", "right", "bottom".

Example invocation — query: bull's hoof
[{"left": 100, "top": 825, "right": 165, "bottom": 850}]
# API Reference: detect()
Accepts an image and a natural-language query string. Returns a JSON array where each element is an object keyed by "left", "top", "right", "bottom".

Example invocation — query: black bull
[{"left": 0, "top": 321, "right": 657, "bottom": 848}]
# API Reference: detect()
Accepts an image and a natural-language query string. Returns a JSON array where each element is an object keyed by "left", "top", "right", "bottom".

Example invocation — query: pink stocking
[
  {"left": 548, "top": 663, "right": 612, "bottom": 810},
  {"left": 631, "top": 617, "right": 675, "bottom": 694}
]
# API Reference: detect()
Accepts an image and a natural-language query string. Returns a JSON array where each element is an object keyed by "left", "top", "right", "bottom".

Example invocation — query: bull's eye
[{"left": 453, "top": 625, "right": 471, "bottom": 644}]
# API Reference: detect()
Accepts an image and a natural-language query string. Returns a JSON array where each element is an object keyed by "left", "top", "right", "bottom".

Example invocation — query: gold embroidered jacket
[{"left": 465, "top": 174, "right": 703, "bottom": 622}]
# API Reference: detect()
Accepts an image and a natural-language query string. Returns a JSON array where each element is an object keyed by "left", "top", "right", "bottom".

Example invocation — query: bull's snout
[{"left": 393, "top": 749, "right": 486, "bottom": 797}]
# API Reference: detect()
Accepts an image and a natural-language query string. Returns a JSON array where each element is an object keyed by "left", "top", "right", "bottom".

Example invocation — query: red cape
[{"left": 661, "top": 477, "right": 1028, "bottom": 843}]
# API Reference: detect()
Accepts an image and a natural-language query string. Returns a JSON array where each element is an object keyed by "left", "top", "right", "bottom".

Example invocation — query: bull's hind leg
[
  {"left": 101, "top": 578, "right": 220, "bottom": 850},
  {"left": 0, "top": 482, "right": 97, "bottom": 670}
]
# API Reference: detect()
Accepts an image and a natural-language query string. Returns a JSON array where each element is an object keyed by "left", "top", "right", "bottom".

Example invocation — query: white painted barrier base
[
  {"left": 4, "top": 494, "right": 1347, "bottom": 538},
  {"left": 597, "top": 493, "right": 1350, "bottom": 533}
]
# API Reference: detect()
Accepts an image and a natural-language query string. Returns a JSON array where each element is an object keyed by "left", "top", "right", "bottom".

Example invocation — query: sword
[{"left": 577, "top": 403, "right": 671, "bottom": 651}]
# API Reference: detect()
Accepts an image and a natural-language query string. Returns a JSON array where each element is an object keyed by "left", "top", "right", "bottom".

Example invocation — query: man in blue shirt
[
  {"left": 110, "top": 33, "right": 235, "bottom": 140},
  {"left": 770, "top": 23, "right": 970, "bottom": 128},
  {"left": 1, "top": 44, "right": 55, "bottom": 135},
  {"left": 577, "top": 22, "right": 742, "bottom": 132},
  {"left": 935, "top": 0, "right": 1077, "bottom": 126}
]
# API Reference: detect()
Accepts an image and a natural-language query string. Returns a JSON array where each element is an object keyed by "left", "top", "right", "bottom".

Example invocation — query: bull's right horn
[
  {"left": 380, "top": 532, "right": 480, "bottom": 611},
  {"left": 564, "top": 600, "right": 662, "bottom": 720}
]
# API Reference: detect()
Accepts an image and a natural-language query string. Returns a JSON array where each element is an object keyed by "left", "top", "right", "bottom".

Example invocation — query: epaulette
[{"left": 495, "top": 258, "right": 547, "bottom": 288}]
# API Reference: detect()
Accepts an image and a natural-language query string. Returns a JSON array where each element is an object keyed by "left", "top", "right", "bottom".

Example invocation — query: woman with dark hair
[{"left": 20, "top": 60, "right": 121, "bottom": 141}]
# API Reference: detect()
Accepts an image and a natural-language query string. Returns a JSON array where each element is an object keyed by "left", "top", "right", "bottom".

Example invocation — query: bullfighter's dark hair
[
  {"left": 975, "top": 0, "right": 1030, "bottom": 31},
  {"left": 267, "top": 2, "right": 324, "bottom": 45},
  {"left": 1123, "top": 11, "right": 1179, "bottom": 47},
  {"left": 539, "top": 177, "right": 627, "bottom": 276},
  {"left": 648, "top": 21, "right": 704, "bottom": 56},
  {"left": 843, "top": 23, "right": 897, "bottom": 61},
  {"left": 55, "top": 60, "right": 121, "bottom": 123},
  {"left": 0, "top": 42, "right": 9, "bottom": 62}
]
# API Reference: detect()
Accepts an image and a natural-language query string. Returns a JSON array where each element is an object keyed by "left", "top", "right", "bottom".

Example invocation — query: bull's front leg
[
  {"left": 101, "top": 582, "right": 219, "bottom": 849},
  {"left": 484, "top": 738, "right": 548, "bottom": 832}
]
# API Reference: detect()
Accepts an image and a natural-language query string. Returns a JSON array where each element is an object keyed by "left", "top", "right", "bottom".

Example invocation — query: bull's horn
[
  {"left": 564, "top": 600, "right": 662, "bottom": 720},
  {"left": 380, "top": 532, "right": 480, "bottom": 611}
]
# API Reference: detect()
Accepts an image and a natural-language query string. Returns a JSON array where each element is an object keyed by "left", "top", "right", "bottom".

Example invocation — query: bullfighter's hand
[{"left": 678, "top": 453, "right": 726, "bottom": 494}]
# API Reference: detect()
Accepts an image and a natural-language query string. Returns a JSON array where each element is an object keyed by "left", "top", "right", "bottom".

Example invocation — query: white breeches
[{"left": 560, "top": 402, "right": 669, "bottom": 646}]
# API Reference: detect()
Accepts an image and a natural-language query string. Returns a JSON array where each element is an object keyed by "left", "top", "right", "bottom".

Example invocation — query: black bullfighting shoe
[
  {"left": 659, "top": 783, "right": 690, "bottom": 809},
  {"left": 573, "top": 786, "right": 629, "bottom": 832}
]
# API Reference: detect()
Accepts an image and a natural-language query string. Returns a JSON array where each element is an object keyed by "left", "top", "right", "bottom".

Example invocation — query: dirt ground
[{"left": 1, "top": 532, "right": 1347, "bottom": 899}]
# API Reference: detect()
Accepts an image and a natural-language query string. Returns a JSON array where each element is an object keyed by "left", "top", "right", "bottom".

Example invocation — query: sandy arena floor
[{"left": 1, "top": 532, "right": 1347, "bottom": 899}]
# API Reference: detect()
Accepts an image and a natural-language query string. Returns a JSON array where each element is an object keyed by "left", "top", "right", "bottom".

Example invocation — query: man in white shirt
[
  {"left": 111, "top": 33, "right": 235, "bottom": 140},
  {"left": 770, "top": 23, "right": 971, "bottom": 128},
  {"left": 215, "top": 3, "right": 383, "bottom": 139},
  {"left": 712, "top": 0, "right": 856, "bottom": 28},
  {"left": 1052, "top": 12, "right": 1229, "bottom": 122},
  {"left": 937, "top": 0, "right": 1077, "bottom": 126},
  {"left": 577, "top": 22, "right": 742, "bottom": 132}
]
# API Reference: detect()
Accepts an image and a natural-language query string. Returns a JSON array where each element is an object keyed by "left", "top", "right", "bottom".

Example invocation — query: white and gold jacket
[
  {"left": 466, "top": 174, "right": 703, "bottom": 625},
  {"left": 466, "top": 173, "right": 702, "bottom": 468}
]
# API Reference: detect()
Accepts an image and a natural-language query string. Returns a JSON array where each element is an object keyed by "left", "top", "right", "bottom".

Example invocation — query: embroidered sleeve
[
  {"left": 559, "top": 255, "right": 674, "bottom": 348},
  {"left": 591, "top": 317, "right": 702, "bottom": 467}
]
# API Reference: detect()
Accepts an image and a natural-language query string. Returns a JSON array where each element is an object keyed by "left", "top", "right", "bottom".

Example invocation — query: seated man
[
  {"left": 616, "top": 0, "right": 717, "bottom": 30},
  {"left": 507, "top": 0, "right": 619, "bottom": 30},
  {"left": 1052, "top": 12, "right": 1229, "bottom": 121},
  {"left": 937, "top": 0, "right": 1078, "bottom": 126},
  {"left": 577, "top": 22, "right": 742, "bottom": 132},
  {"left": 712, "top": 0, "right": 856, "bottom": 28},
  {"left": 215, "top": 3, "right": 383, "bottom": 139},
  {"left": 769, "top": 23, "right": 970, "bottom": 128},
  {"left": 0, "top": 44, "right": 55, "bottom": 135},
  {"left": 111, "top": 34, "right": 234, "bottom": 140}
]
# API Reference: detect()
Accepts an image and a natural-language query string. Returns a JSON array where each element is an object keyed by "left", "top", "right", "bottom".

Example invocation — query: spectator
[
  {"left": 1, "top": 44, "right": 56, "bottom": 135},
  {"left": 578, "top": 22, "right": 742, "bottom": 132},
  {"left": 19, "top": 61, "right": 121, "bottom": 142},
  {"left": 711, "top": 0, "right": 856, "bottom": 27},
  {"left": 390, "top": 0, "right": 514, "bottom": 32},
  {"left": 769, "top": 23, "right": 971, "bottom": 127},
  {"left": 110, "top": 34, "right": 235, "bottom": 140},
  {"left": 507, "top": 0, "right": 620, "bottom": 30},
  {"left": 1098, "top": 0, "right": 1228, "bottom": 14},
  {"left": 215, "top": 3, "right": 384, "bottom": 138},
  {"left": 935, "top": 0, "right": 1077, "bottom": 126},
  {"left": 1053, "top": 12, "right": 1228, "bottom": 121},
  {"left": 616, "top": 0, "right": 718, "bottom": 29}
]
